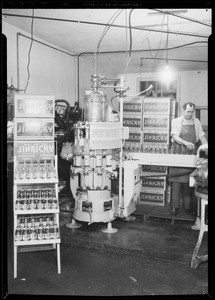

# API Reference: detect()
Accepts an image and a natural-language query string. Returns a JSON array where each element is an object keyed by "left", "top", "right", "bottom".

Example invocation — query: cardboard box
[
  {"left": 142, "top": 115, "right": 170, "bottom": 131},
  {"left": 123, "top": 130, "right": 142, "bottom": 152},
  {"left": 139, "top": 190, "right": 166, "bottom": 206},
  {"left": 123, "top": 115, "right": 142, "bottom": 130},
  {"left": 14, "top": 94, "right": 55, "bottom": 118},
  {"left": 142, "top": 130, "right": 170, "bottom": 144},
  {"left": 141, "top": 176, "right": 166, "bottom": 190},
  {"left": 141, "top": 164, "right": 168, "bottom": 176},
  {"left": 123, "top": 98, "right": 142, "bottom": 115},
  {"left": 143, "top": 97, "right": 171, "bottom": 115}
]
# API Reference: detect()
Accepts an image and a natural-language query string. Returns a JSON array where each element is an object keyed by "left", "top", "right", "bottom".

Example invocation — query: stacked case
[{"left": 123, "top": 96, "right": 178, "bottom": 206}]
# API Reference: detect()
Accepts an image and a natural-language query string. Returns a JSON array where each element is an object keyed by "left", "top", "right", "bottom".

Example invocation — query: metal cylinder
[{"left": 84, "top": 91, "right": 107, "bottom": 122}]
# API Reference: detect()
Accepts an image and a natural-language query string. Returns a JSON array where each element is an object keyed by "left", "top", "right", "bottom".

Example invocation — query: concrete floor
[{"left": 5, "top": 175, "right": 209, "bottom": 297}]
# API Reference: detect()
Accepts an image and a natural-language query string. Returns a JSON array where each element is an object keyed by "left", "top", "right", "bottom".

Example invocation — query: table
[{"left": 190, "top": 192, "right": 208, "bottom": 269}]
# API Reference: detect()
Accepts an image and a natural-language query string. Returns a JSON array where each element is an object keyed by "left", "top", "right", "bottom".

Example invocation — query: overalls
[{"left": 169, "top": 119, "right": 196, "bottom": 210}]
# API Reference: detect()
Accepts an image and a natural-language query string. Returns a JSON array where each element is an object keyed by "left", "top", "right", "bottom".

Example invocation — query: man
[{"left": 169, "top": 102, "right": 207, "bottom": 215}]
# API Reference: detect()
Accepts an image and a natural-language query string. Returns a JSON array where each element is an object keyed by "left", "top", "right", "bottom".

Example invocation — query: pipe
[
  {"left": 2, "top": 13, "right": 210, "bottom": 39},
  {"left": 140, "top": 57, "right": 207, "bottom": 64},
  {"left": 151, "top": 9, "right": 211, "bottom": 27},
  {"left": 17, "top": 32, "right": 75, "bottom": 56},
  {"left": 16, "top": 32, "right": 19, "bottom": 90}
]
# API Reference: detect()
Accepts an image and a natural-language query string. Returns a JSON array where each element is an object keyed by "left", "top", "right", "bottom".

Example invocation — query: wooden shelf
[
  {"left": 14, "top": 178, "right": 58, "bottom": 184},
  {"left": 14, "top": 209, "right": 59, "bottom": 214},
  {"left": 14, "top": 238, "right": 61, "bottom": 246}
]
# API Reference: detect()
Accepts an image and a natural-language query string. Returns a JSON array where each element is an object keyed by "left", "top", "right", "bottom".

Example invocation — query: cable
[
  {"left": 128, "top": 9, "right": 134, "bottom": 57},
  {"left": 110, "top": 95, "right": 120, "bottom": 118},
  {"left": 123, "top": 9, "right": 129, "bottom": 78},
  {"left": 96, "top": 9, "right": 123, "bottom": 53},
  {"left": 24, "top": 9, "right": 34, "bottom": 93},
  {"left": 154, "top": 14, "right": 166, "bottom": 59},
  {"left": 126, "top": 84, "right": 153, "bottom": 97},
  {"left": 95, "top": 9, "right": 123, "bottom": 74}
]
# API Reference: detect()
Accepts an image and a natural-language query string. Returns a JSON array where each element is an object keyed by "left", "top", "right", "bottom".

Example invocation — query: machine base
[
  {"left": 65, "top": 219, "right": 82, "bottom": 229},
  {"left": 101, "top": 222, "right": 118, "bottom": 233}
]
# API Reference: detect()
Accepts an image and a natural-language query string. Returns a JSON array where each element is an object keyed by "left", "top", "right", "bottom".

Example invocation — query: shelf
[
  {"left": 14, "top": 179, "right": 58, "bottom": 184},
  {"left": 14, "top": 238, "right": 61, "bottom": 246},
  {"left": 14, "top": 209, "right": 59, "bottom": 214}
]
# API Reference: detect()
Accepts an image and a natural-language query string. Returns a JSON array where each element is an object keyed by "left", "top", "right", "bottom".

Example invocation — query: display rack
[{"left": 13, "top": 94, "right": 61, "bottom": 278}]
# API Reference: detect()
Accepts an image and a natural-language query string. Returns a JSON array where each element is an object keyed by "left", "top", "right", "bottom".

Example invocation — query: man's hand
[{"left": 184, "top": 141, "right": 195, "bottom": 150}]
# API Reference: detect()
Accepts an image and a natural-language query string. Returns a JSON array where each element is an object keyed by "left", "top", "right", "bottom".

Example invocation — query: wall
[
  {"left": 118, "top": 70, "right": 208, "bottom": 125},
  {"left": 2, "top": 21, "right": 76, "bottom": 106}
]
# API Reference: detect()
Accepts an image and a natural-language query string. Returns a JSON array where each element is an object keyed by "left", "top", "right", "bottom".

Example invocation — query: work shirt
[{"left": 171, "top": 116, "right": 205, "bottom": 143}]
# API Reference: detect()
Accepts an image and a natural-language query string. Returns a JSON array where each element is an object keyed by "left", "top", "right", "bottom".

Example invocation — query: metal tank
[{"left": 84, "top": 90, "right": 107, "bottom": 122}]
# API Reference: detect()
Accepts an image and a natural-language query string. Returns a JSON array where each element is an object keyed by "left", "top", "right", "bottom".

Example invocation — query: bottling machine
[{"left": 67, "top": 75, "right": 142, "bottom": 232}]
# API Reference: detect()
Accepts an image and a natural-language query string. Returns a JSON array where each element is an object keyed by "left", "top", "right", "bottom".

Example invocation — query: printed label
[
  {"left": 142, "top": 178, "right": 165, "bottom": 189},
  {"left": 123, "top": 102, "right": 142, "bottom": 114},
  {"left": 127, "top": 131, "right": 141, "bottom": 142},
  {"left": 142, "top": 165, "right": 167, "bottom": 173},
  {"left": 143, "top": 132, "right": 168, "bottom": 143},
  {"left": 123, "top": 116, "right": 142, "bottom": 128},
  {"left": 143, "top": 117, "right": 169, "bottom": 129},
  {"left": 14, "top": 95, "right": 55, "bottom": 118},
  {"left": 140, "top": 192, "right": 164, "bottom": 203},
  {"left": 14, "top": 141, "right": 55, "bottom": 160},
  {"left": 14, "top": 118, "right": 54, "bottom": 140}
]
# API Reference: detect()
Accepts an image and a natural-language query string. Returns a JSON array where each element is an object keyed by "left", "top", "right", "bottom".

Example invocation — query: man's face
[{"left": 183, "top": 105, "right": 195, "bottom": 120}]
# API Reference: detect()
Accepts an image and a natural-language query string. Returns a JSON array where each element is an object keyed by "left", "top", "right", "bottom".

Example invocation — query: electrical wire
[
  {"left": 110, "top": 95, "right": 120, "bottom": 118},
  {"left": 94, "top": 9, "right": 123, "bottom": 74},
  {"left": 154, "top": 14, "right": 166, "bottom": 58},
  {"left": 128, "top": 9, "right": 134, "bottom": 57},
  {"left": 96, "top": 9, "right": 123, "bottom": 53},
  {"left": 126, "top": 84, "right": 153, "bottom": 98},
  {"left": 123, "top": 9, "right": 129, "bottom": 79},
  {"left": 24, "top": 9, "right": 34, "bottom": 93}
]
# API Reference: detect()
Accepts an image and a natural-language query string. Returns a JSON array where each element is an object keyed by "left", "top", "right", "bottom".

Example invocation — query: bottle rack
[{"left": 13, "top": 94, "right": 61, "bottom": 278}]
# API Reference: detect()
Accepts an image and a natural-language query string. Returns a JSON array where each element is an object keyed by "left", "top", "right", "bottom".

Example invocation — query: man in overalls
[{"left": 169, "top": 102, "right": 207, "bottom": 216}]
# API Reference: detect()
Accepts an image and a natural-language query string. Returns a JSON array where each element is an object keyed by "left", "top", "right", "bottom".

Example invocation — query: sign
[
  {"left": 139, "top": 191, "right": 165, "bottom": 206},
  {"left": 142, "top": 131, "right": 169, "bottom": 144},
  {"left": 126, "top": 131, "right": 142, "bottom": 142},
  {"left": 123, "top": 100, "right": 142, "bottom": 114},
  {"left": 14, "top": 118, "right": 54, "bottom": 140},
  {"left": 142, "top": 115, "right": 169, "bottom": 130},
  {"left": 142, "top": 177, "right": 166, "bottom": 189},
  {"left": 14, "top": 141, "right": 55, "bottom": 160},
  {"left": 123, "top": 115, "right": 142, "bottom": 129},
  {"left": 142, "top": 164, "right": 167, "bottom": 174},
  {"left": 143, "top": 98, "right": 171, "bottom": 114},
  {"left": 14, "top": 94, "right": 55, "bottom": 118}
]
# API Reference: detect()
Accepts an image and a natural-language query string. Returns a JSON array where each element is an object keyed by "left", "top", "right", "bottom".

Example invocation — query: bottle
[
  {"left": 25, "top": 160, "right": 31, "bottom": 180},
  {"left": 32, "top": 160, "right": 38, "bottom": 179}
]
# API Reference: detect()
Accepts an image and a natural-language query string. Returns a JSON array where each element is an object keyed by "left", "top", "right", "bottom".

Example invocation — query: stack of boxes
[
  {"left": 123, "top": 96, "right": 178, "bottom": 206},
  {"left": 123, "top": 97, "right": 143, "bottom": 152}
]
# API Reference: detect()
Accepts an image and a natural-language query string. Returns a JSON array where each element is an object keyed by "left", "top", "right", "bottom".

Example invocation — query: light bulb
[{"left": 159, "top": 64, "right": 176, "bottom": 87}]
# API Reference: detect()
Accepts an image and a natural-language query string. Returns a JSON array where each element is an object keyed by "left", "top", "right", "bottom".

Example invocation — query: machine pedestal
[
  {"left": 65, "top": 219, "right": 82, "bottom": 229},
  {"left": 101, "top": 222, "right": 118, "bottom": 233}
]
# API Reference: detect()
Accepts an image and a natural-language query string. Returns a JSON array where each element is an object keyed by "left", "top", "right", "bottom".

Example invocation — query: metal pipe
[
  {"left": 140, "top": 57, "right": 207, "bottom": 64},
  {"left": 16, "top": 32, "right": 19, "bottom": 90},
  {"left": 2, "top": 13, "right": 209, "bottom": 39},
  {"left": 76, "top": 40, "right": 207, "bottom": 103},
  {"left": 17, "top": 32, "right": 75, "bottom": 56},
  {"left": 151, "top": 9, "right": 211, "bottom": 27}
]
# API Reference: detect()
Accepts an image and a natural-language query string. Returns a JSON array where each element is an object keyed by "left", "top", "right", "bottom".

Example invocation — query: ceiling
[{"left": 2, "top": 8, "right": 212, "bottom": 73}]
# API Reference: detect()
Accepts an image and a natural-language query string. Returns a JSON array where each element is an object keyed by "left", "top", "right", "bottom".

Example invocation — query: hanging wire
[
  {"left": 123, "top": 9, "right": 129, "bottom": 79},
  {"left": 24, "top": 9, "right": 34, "bottom": 93},
  {"left": 94, "top": 9, "right": 123, "bottom": 74},
  {"left": 166, "top": 14, "right": 169, "bottom": 65},
  {"left": 128, "top": 9, "right": 134, "bottom": 57}
]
